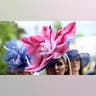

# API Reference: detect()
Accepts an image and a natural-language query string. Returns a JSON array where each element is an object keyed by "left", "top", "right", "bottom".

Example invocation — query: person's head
[
  {"left": 46, "top": 55, "right": 71, "bottom": 75},
  {"left": 69, "top": 58, "right": 83, "bottom": 75},
  {"left": 22, "top": 22, "right": 76, "bottom": 74},
  {"left": 66, "top": 49, "right": 90, "bottom": 75},
  {"left": 7, "top": 65, "right": 31, "bottom": 75}
]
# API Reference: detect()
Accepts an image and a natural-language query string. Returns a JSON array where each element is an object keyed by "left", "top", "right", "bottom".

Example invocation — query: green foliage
[
  {"left": 0, "top": 21, "right": 25, "bottom": 75},
  {"left": 53, "top": 21, "right": 62, "bottom": 32}
]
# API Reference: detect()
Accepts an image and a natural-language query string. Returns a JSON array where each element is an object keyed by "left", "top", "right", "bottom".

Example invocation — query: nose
[{"left": 55, "top": 64, "right": 58, "bottom": 70}]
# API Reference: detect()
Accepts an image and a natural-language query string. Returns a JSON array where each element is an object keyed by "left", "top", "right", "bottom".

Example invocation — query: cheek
[
  {"left": 71, "top": 63, "right": 81, "bottom": 70},
  {"left": 78, "top": 64, "right": 81, "bottom": 69},
  {"left": 60, "top": 65, "right": 66, "bottom": 71},
  {"left": 59, "top": 65, "right": 68, "bottom": 75}
]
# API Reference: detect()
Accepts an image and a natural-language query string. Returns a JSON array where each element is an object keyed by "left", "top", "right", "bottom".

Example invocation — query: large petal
[
  {"left": 39, "top": 38, "right": 56, "bottom": 55},
  {"left": 21, "top": 36, "right": 45, "bottom": 55},
  {"left": 53, "top": 44, "right": 69, "bottom": 59},
  {"left": 25, "top": 54, "right": 53, "bottom": 72},
  {"left": 55, "top": 22, "right": 76, "bottom": 45},
  {"left": 41, "top": 26, "right": 56, "bottom": 40}
]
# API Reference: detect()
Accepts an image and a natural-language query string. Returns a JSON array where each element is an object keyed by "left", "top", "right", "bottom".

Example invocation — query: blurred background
[{"left": 0, "top": 21, "right": 96, "bottom": 74}]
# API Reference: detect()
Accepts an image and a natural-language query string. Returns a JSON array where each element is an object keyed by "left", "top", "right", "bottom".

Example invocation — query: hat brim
[
  {"left": 70, "top": 53, "right": 90, "bottom": 68},
  {"left": 37, "top": 59, "right": 58, "bottom": 72}
]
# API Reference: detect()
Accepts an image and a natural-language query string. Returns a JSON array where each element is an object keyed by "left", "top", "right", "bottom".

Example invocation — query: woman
[
  {"left": 66, "top": 49, "right": 90, "bottom": 75},
  {"left": 3, "top": 39, "right": 32, "bottom": 75},
  {"left": 22, "top": 22, "right": 76, "bottom": 75},
  {"left": 45, "top": 54, "right": 72, "bottom": 75}
]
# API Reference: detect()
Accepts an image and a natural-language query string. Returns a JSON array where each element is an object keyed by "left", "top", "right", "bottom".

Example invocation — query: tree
[{"left": 0, "top": 21, "right": 25, "bottom": 74}]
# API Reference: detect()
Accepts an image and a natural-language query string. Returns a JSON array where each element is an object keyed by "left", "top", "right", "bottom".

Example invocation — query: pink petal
[
  {"left": 55, "top": 22, "right": 76, "bottom": 45},
  {"left": 21, "top": 36, "right": 45, "bottom": 55},
  {"left": 53, "top": 44, "right": 69, "bottom": 59},
  {"left": 25, "top": 54, "right": 53, "bottom": 72},
  {"left": 25, "top": 54, "right": 43, "bottom": 72},
  {"left": 41, "top": 26, "right": 56, "bottom": 40}
]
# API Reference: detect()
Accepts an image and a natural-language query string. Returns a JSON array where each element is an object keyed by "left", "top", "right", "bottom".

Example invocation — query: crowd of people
[{"left": 3, "top": 22, "right": 95, "bottom": 75}]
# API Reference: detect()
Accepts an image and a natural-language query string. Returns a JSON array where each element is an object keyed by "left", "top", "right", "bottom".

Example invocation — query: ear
[{"left": 65, "top": 65, "right": 68, "bottom": 72}]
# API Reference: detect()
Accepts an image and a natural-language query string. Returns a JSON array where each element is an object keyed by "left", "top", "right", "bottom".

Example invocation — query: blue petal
[{"left": 3, "top": 39, "right": 32, "bottom": 70}]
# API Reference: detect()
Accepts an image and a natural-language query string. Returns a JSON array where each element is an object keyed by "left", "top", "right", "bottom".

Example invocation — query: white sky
[{"left": 16, "top": 21, "right": 96, "bottom": 36}]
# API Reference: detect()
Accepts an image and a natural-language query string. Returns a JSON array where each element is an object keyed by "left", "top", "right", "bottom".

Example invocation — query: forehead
[
  {"left": 57, "top": 57, "right": 66, "bottom": 64},
  {"left": 71, "top": 58, "right": 80, "bottom": 61},
  {"left": 47, "top": 57, "right": 67, "bottom": 68}
]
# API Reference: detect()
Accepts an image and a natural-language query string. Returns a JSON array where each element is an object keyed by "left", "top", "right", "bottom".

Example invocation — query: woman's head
[
  {"left": 22, "top": 22, "right": 76, "bottom": 73},
  {"left": 7, "top": 65, "right": 31, "bottom": 75},
  {"left": 66, "top": 49, "right": 90, "bottom": 75},
  {"left": 46, "top": 55, "right": 71, "bottom": 75},
  {"left": 70, "top": 58, "right": 83, "bottom": 74}
]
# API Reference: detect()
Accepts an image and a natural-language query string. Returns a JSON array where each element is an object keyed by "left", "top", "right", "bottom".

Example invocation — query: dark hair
[
  {"left": 7, "top": 66, "right": 31, "bottom": 75},
  {"left": 7, "top": 66, "right": 17, "bottom": 75},
  {"left": 79, "top": 59, "right": 84, "bottom": 75}
]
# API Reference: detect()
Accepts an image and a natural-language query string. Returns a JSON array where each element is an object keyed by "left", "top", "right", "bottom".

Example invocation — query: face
[
  {"left": 70, "top": 59, "right": 81, "bottom": 72},
  {"left": 46, "top": 57, "right": 68, "bottom": 75}
]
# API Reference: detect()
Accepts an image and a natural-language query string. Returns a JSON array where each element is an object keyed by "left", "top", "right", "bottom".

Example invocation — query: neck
[{"left": 72, "top": 70, "right": 79, "bottom": 75}]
